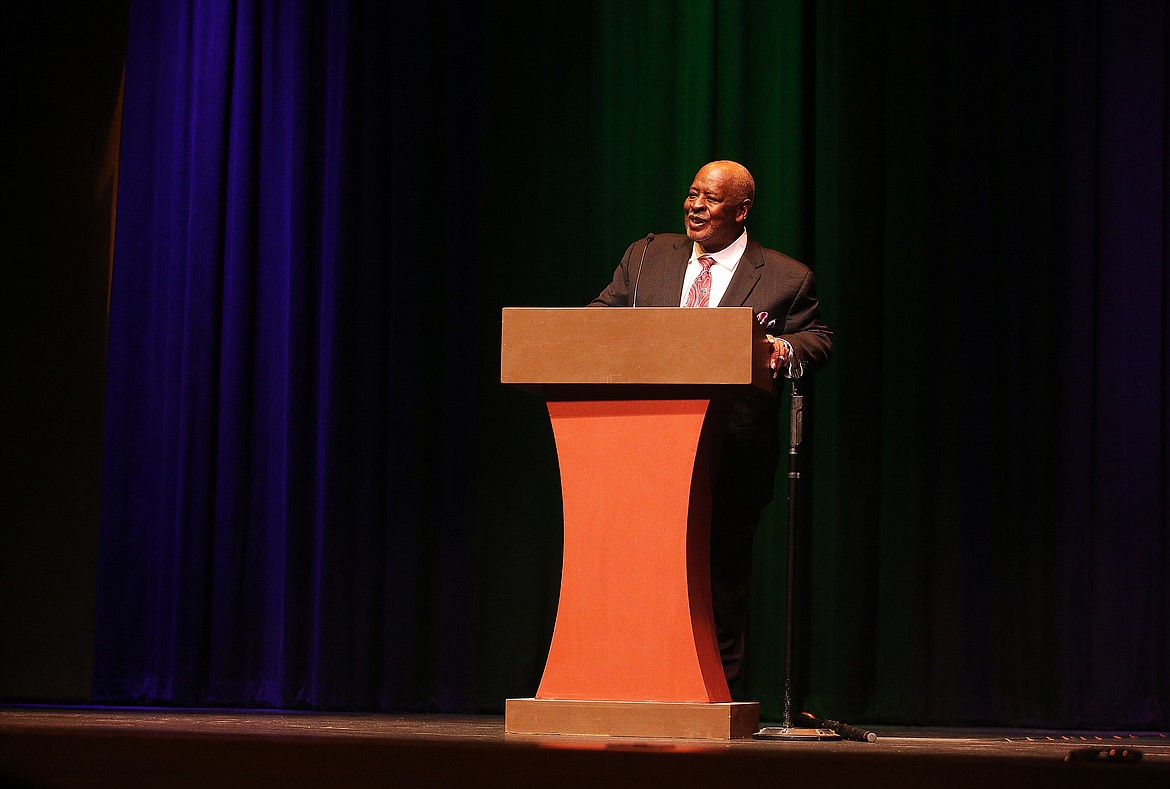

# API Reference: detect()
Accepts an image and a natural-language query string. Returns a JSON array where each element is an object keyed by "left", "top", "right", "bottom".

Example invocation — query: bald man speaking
[{"left": 590, "top": 160, "right": 833, "bottom": 691}]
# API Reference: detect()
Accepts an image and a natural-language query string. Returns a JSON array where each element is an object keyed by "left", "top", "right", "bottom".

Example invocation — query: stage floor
[{"left": 1, "top": 707, "right": 1167, "bottom": 788}]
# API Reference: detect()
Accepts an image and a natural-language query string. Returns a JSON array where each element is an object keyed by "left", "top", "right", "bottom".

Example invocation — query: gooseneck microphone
[{"left": 630, "top": 233, "right": 654, "bottom": 307}]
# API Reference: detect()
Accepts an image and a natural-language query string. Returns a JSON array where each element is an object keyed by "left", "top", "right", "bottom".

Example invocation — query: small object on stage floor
[{"left": 799, "top": 711, "right": 878, "bottom": 743}]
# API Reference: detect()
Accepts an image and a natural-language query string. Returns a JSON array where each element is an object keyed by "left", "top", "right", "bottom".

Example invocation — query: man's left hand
[{"left": 769, "top": 337, "right": 789, "bottom": 379}]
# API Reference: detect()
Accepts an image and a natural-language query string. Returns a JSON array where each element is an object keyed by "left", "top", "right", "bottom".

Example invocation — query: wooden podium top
[{"left": 500, "top": 307, "right": 774, "bottom": 392}]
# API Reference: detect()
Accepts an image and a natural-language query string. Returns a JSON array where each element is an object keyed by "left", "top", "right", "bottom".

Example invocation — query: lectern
[{"left": 500, "top": 307, "right": 774, "bottom": 740}]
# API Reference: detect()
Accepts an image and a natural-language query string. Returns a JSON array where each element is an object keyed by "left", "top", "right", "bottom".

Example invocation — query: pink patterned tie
[{"left": 684, "top": 255, "right": 715, "bottom": 307}]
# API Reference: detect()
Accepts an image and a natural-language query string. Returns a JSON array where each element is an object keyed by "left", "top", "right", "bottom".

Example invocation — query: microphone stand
[{"left": 755, "top": 363, "right": 872, "bottom": 742}]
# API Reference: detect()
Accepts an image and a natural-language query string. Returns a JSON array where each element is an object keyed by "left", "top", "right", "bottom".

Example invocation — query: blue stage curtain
[{"left": 94, "top": 0, "right": 482, "bottom": 710}]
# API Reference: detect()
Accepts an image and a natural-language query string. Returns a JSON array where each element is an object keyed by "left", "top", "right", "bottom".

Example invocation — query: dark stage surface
[{"left": 1, "top": 708, "right": 1167, "bottom": 788}]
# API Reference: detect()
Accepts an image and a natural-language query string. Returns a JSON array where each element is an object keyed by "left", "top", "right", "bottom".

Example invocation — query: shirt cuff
[{"left": 779, "top": 339, "right": 803, "bottom": 379}]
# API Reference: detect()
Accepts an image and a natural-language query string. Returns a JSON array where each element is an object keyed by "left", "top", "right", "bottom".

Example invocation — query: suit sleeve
[
  {"left": 587, "top": 241, "right": 639, "bottom": 307},
  {"left": 777, "top": 269, "right": 833, "bottom": 372}
]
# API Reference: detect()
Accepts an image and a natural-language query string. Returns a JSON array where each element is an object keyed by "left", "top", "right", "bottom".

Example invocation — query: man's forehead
[{"left": 691, "top": 168, "right": 734, "bottom": 191}]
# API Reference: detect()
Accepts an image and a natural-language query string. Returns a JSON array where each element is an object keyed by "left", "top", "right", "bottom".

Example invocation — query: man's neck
[{"left": 694, "top": 229, "right": 748, "bottom": 260}]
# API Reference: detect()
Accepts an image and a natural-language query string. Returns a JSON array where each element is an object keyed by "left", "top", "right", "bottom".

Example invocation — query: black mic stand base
[{"left": 754, "top": 725, "right": 841, "bottom": 741}]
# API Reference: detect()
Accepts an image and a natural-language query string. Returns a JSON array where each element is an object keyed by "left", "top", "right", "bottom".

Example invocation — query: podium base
[{"left": 505, "top": 698, "right": 759, "bottom": 740}]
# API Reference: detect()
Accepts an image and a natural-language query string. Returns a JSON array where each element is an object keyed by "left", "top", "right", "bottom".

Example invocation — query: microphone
[
  {"left": 630, "top": 233, "right": 654, "bottom": 307},
  {"left": 800, "top": 712, "right": 878, "bottom": 743}
]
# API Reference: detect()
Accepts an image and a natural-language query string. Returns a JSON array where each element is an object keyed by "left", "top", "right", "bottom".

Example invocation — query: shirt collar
[{"left": 691, "top": 229, "right": 748, "bottom": 271}]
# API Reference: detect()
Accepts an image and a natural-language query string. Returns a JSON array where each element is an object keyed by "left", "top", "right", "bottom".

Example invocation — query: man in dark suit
[{"left": 589, "top": 160, "right": 832, "bottom": 690}]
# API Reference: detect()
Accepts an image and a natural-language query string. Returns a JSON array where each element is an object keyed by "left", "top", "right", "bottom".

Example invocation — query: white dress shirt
[{"left": 679, "top": 230, "right": 749, "bottom": 307}]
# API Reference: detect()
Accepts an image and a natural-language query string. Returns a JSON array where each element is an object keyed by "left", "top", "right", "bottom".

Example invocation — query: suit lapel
[
  {"left": 664, "top": 236, "right": 690, "bottom": 304},
  {"left": 641, "top": 235, "right": 691, "bottom": 306},
  {"left": 718, "top": 237, "right": 762, "bottom": 307}
]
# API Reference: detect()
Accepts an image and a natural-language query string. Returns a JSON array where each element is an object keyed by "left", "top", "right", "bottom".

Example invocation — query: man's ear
[{"left": 736, "top": 199, "right": 752, "bottom": 223}]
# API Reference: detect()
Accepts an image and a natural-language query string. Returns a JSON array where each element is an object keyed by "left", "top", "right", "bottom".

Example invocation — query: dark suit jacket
[{"left": 590, "top": 232, "right": 832, "bottom": 455}]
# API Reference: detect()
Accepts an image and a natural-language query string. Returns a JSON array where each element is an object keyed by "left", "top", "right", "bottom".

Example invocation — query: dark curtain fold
[
  {"left": 96, "top": 0, "right": 1167, "bottom": 727},
  {"left": 2, "top": 3, "right": 128, "bottom": 701},
  {"left": 802, "top": 0, "right": 1168, "bottom": 728},
  {"left": 1058, "top": 0, "right": 1169, "bottom": 728}
]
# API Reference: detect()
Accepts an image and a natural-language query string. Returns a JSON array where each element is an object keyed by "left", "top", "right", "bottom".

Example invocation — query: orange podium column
[
  {"left": 539, "top": 391, "right": 728, "bottom": 703},
  {"left": 500, "top": 308, "right": 773, "bottom": 739}
]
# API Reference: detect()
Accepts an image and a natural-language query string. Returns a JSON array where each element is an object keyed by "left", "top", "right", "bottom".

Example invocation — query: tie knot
[{"left": 698, "top": 255, "right": 715, "bottom": 270}]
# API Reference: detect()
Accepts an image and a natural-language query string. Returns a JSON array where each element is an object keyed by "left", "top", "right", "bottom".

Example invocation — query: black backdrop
[
  {"left": 2, "top": 3, "right": 128, "bottom": 702},
  {"left": 5, "top": 1, "right": 1167, "bottom": 729}
]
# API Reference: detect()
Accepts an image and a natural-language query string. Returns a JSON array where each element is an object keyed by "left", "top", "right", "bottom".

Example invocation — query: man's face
[{"left": 683, "top": 164, "right": 751, "bottom": 253}]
